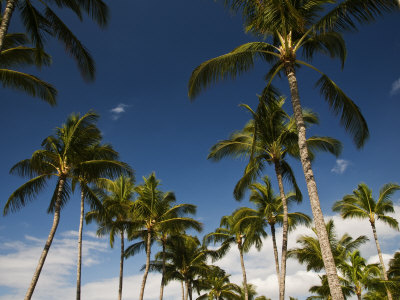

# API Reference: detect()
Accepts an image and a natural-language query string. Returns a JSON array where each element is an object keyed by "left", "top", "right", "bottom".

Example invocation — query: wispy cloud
[
  {"left": 110, "top": 103, "right": 129, "bottom": 120},
  {"left": 390, "top": 78, "right": 400, "bottom": 96},
  {"left": 331, "top": 159, "right": 350, "bottom": 174}
]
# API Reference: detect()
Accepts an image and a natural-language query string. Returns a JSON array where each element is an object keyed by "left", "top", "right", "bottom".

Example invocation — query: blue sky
[{"left": 0, "top": 1, "right": 400, "bottom": 299}]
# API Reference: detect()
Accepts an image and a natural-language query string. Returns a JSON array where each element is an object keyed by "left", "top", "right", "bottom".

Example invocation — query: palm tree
[
  {"left": 204, "top": 208, "right": 267, "bottom": 300},
  {"left": 125, "top": 173, "right": 202, "bottom": 300},
  {"left": 306, "top": 275, "right": 354, "bottom": 300},
  {"left": 333, "top": 182, "right": 400, "bottom": 299},
  {"left": 0, "top": 0, "right": 109, "bottom": 80},
  {"left": 1, "top": 31, "right": 57, "bottom": 104},
  {"left": 85, "top": 175, "right": 135, "bottom": 300},
  {"left": 148, "top": 234, "right": 212, "bottom": 300},
  {"left": 188, "top": 2, "right": 399, "bottom": 297},
  {"left": 196, "top": 268, "right": 241, "bottom": 300},
  {"left": 289, "top": 220, "right": 368, "bottom": 273},
  {"left": 3, "top": 111, "right": 116, "bottom": 300},
  {"left": 209, "top": 97, "right": 339, "bottom": 300},
  {"left": 340, "top": 250, "right": 381, "bottom": 300},
  {"left": 237, "top": 175, "right": 310, "bottom": 297}
]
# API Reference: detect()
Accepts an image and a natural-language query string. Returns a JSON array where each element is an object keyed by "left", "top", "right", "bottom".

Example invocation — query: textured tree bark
[
  {"left": 285, "top": 64, "right": 344, "bottom": 300},
  {"left": 119, "top": 230, "right": 124, "bottom": 300},
  {"left": 139, "top": 230, "right": 152, "bottom": 300},
  {"left": 238, "top": 242, "right": 249, "bottom": 300},
  {"left": 159, "top": 239, "right": 166, "bottom": 300},
  {"left": 371, "top": 221, "right": 392, "bottom": 300},
  {"left": 0, "top": 0, "right": 16, "bottom": 52},
  {"left": 274, "top": 161, "right": 288, "bottom": 300},
  {"left": 24, "top": 177, "right": 65, "bottom": 300},
  {"left": 270, "top": 223, "right": 281, "bottom": 288},
  {"left": 76, "top": 190, "right": 85, "bottom": 300}
]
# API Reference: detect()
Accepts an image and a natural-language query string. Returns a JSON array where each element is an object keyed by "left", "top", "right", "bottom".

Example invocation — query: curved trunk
[
  {"left": 274, "top": 161, "right": 288, "bottom": 300},
  {"left": 0, "top": 0, "right": 16, "bottom": 52},
  {"left": 285, "top": 64, "right": 344, "bottom": 300},
  {"left": 119, "top": 230, "right": 124, "bottom": 300},
  {"left": 238, "top": 243, "right": 249, "bottom": 300},
  {"left": 371, "top": 221, "right": 392, "bottom": 300},
  {"left": 159, "top": 239, "right": 166, "bottom": 300},
  {"left": 139, "top": 230, "right": 152, "bottom": 300},
  {"left": 76, "top": 190, "right": 85, "bottom": 300},
  {"left": 270, "top": 223, "right": 281, "bottom": 285},
  {"left": 24, "top": 176, "right": 66, "bottom": 300}
]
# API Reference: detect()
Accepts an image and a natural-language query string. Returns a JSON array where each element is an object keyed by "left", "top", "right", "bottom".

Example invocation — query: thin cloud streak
[
  {"left": 390, "top": 78, "right": 400, "bottom": 95},
  {"left": 110, "top": 103, "right": 129, "bottom": 120},
  {"left": 331, "top": 159, "right": 350, "bottom": 174}
]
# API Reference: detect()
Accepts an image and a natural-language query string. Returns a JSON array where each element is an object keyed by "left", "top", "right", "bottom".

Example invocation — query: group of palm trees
[{"left": 1, "top": 0, "right": 400, "bottom": 299}]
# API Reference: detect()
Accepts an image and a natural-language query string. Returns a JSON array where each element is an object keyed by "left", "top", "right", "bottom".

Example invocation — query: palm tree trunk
[
  {"left": 0, "top": 0, "right": 16, "bottom": 52},
  {"left": 274, "top": 161, "right": 288, "bottom": 300},
  {"left": 119, "top": 230, "right": 124, "bottom": 300},
  {"left": 188, "top": 282, "right": 193, "bottom": 300},
  {"left": 139, "top": 230, "right": 152, "bottom": 300},
  {"left": 159, "top": 239, "right": 166, "bottom": 300},
  {"left": 370, "top": 221, "right": 393, "bottom": 300},
  {"left": 285, "top": 64, "right": 344, "bottom": 300},
  {"left": 356, "top": 293, "right": 362, "bottom": 300},
  {"left": 238, "top": 243, "right": 249, "bottom": 300},
  {"left": 24, "top": 177, "right": 65, "bottom": 300},
  {"left": 181, "top": 281, "right": 185, "bottom": 300},
  {"left": 270, "top": 223, "right": 281, "bottom": 286},
  {"left": 184, "top": 279, "right": 189, "bottom": 300},
  {"left": 76, "top": 190, "right": 85, "bottom": 300}
]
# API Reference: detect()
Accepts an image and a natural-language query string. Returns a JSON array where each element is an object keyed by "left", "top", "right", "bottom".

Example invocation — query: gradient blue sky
[{"left": 0, "top": 1, "right": 399, "bottom": 299}]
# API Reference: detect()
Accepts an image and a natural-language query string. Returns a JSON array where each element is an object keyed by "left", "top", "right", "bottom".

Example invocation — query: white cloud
[
  {"left": 1, "top": 207, "right": 400, "bottom": 300},
  {"left": 110, "top": 104, "right": 129, "bottom": 120},
  {"left": 331, "top": 159, "right": 350, "bottom": 174},
  {"left": 390, "top": 78, "right": 400, "bottom": 95}
]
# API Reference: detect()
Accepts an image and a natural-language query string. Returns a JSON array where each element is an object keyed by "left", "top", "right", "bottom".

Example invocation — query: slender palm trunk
[
  {"left": 238, "top": 243, "right": 249, "bottom": 300},
  {"left": 370, "top": 221, "right": 393, "bottom": 300},
  {"left": 188, "top": 282, "right": 193, "bottom": 300},
  {"left": 274, "top": 161, "right": 288, "bottom": 300},
  {"left": 0, "top": 0, "right": 16, "bottom": 52},
  {"left": 159, "top": 240, "right": 166, "bottom": 300},
  {"left": 139, "top": 230, "right": 152, "bottom": 300},
  {"left": 285, "top": 64, "right": 344, "bottom": 300},
  {"left": 119, "top": 230, "right": 124, "bottom": 300},
  {"left": 181, "top": 281, "right": 185, "bottom": 300},
  {"left": 356, "top": 293, "right": 362, "bottom": 300},
  {"left": 76, "top": 190, "right": 85, "bottom": 300},
  {"left": 270, "top": 223, "right": 280, "bottom": 284},
  {"left": 25, "top": 177, "right": 66, "bottom": 300},
  {"left": 184, "top": 279, "right": 189, "bottom": 300}
]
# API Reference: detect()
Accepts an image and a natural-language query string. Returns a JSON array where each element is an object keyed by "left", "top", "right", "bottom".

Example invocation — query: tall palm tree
[
  {"left": 188, "top": 2, "right": 399, "bottom": 297},
  {"left": 4, "top": 111, "right": 115, "bottom": 300},
  {"left": 209, "top": 98, "right": 340, "bottom": 300},
  {"left": 73, "top": 144, "right": 132, "bottom": 300},
  {"left": 0, "top": 0, "right": 109, "bottom": 80},
  {"left": 333, "top": 182, "right": 400, "bottom": 299},
  {"left": 125, "top": 173, "right": 202, "bottom": 300},
  {"left": 204, "top": 208, "right": 267, "bottom": 300},
  {"left": 237, "top": 175, "right": 310, "bottom": 299},
  {"left": 85, "top": 175, "right": 135, "bottom": 300},
  {"left": 1, "top": 31, "right": 56, "bottom": 104},
  {"left": 288, "top": 220, "right": 368, "bottom": 273}
]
